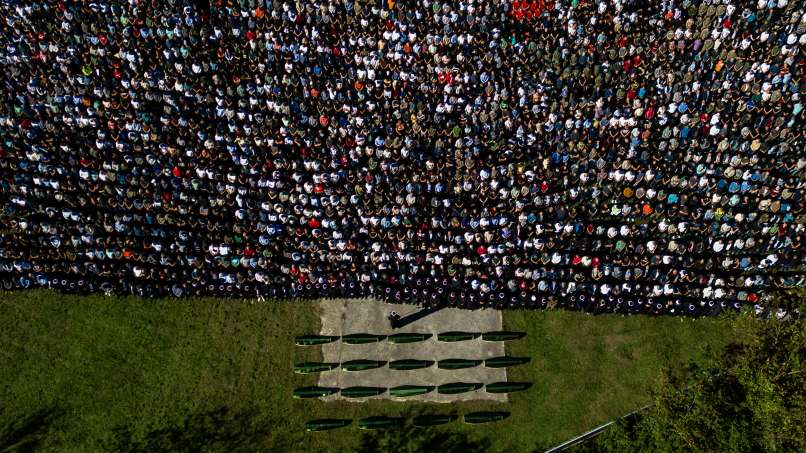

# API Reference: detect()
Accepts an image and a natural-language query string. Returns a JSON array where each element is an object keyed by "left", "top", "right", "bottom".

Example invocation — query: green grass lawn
[{"left": 0, "top": 291, "right": 748, "bottom": 452}]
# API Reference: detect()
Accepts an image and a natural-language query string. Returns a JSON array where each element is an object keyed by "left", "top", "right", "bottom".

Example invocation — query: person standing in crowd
[{"left": 0, "top": 0, "right": 803, "bottom": 317}]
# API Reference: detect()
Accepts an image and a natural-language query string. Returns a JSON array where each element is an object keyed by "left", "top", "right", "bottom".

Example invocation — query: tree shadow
[
  {"left": 106, "top": 407, "right": 285, "bottom": 453},
  {"left": 1, "top": 407, "right": 63, "bottom": 452},
  {"left": 357, "top": 409, "right": 492, "bottom": 453}
]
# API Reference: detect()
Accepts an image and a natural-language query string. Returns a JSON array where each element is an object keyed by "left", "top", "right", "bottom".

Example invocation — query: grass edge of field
[{"left": 0, "top": 290, "right": 749, "bottom": 452}]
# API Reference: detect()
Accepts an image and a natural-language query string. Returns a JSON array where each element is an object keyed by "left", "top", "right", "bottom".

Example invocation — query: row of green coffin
[
  {"left": 295, "top": 331, "right": 525, "bottom": 345},
  {"left": 295, "top": 356, "right": 530, "bottom": 373},
  {"left": 307, "top": 412, "right": 510, "bottom": 431},
  {"left": 293, "top": 382, "right": 532, "bottom": 399}
]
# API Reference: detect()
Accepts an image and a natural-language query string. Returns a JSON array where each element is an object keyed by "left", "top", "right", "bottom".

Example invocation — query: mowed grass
[
  {"left": 499, "top": 310, "right": 752, "bottom": 451},
  {"left": 0, "top": 290, "right": 322, "bottom": 452},
  {"left": 0, "top": 291, "right": 746, "bottom": 452}
]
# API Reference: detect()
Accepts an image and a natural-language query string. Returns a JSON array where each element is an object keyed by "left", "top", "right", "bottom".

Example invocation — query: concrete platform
[{"left": 317, "top": 299, "right": 507, "bottom": 403}]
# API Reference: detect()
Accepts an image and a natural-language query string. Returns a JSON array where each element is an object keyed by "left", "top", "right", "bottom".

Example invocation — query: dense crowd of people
[{"left": 1, "top": 0, "right": 804, "bottom": 316}]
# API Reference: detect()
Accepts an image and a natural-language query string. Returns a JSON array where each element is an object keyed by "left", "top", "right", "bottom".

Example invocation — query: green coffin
[
  {"left": 342, "top": 333, "right": 387, "bottom": 344},
  {"left": 293, "top": 362, "right": 339, "bottom": 374},
  {"left": 437, "top": 382, "right": 482, "bottom": 394},
  {"left": 464, "top": 411, "right": 510, "bottom": 424},
  {"left": 340, "top": 386, "right": 387, "bottom": 398},
  {"left": 387, "top": 332, "right": 432, "bottom": 344},
  {"left": 358, "top": 416, "right": 404, "bottom": 430},
  {"left": 437, "top": 358, "right": 483, "bottom": 370},
  {"left": 305, "top": 419, "right": 352, "bottom": 432},
  {"left": 412, "top": 414, "right": 455, "bottom": 427},
  {"left": 484, "top": 356, "right": 531, "bottom": 368},
  {"left": 389, "top": 385, "right": 435, "bottom": 398},
  {"left": 293, "top": 386, "right": 339, "bottom": 399},
  {"left": 388, "top": 359, "right": 434, "bottom": 370},
  {"left": 437, "top": 331, "right": 480, "bottom": 342},
  {"left": 484, "top": 382, "right": 532, "bottom": 393},
  {"left": 295, "top": 335, "right": 340, "bottom": 346},
  {"left": 341, "top": 360, "right": 386, "bottom": 372},
  {"left": 481, "top": 331, "right": 526, "bottom": 341}
]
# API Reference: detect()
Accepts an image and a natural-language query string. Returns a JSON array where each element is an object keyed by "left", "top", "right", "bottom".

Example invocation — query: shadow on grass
[
  {"left": 1, "top": 407, "right": 63, "bottom": 452},
  {"left": 106, "top": 407, "right": 287, "bottom": 453},
  {"left": 357, "top": 409, "right": 491, "bottom": 453}
]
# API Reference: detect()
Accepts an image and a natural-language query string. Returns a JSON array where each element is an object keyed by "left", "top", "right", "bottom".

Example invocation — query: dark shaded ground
[
  {"left": 0, "top": 407, "right": 62, "bottom": 453},
  {"left": 105, "top": 407, "right": 286, "bottom": 453}
]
